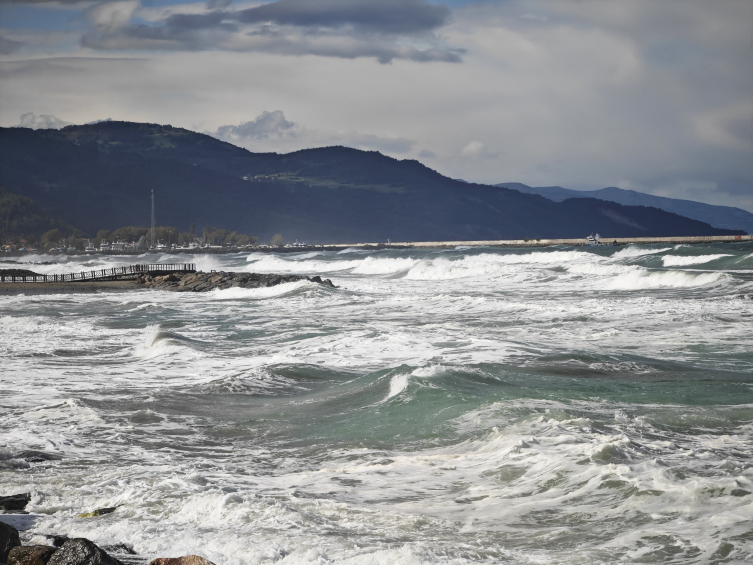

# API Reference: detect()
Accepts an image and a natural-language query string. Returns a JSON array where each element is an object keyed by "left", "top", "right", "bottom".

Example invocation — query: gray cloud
[
  {"left": 157, "top": 0, "right": 449, "bottom": 35},
  {"left": 207, "top": 0, "right": 233, "bottom": 9},
  {"left": 4, "top": 0, "right": 121, "bottom": 3},
  {"left": 80, "top": 0, "right": 463, "bottom": 63},
  {"left": 232, "top": 0, "right": 450, "bottom": 35},
  {"left": 0, "top": 35, "right": 24, "bottom": 55},
  {"left": 17, "top": 112, "right": 72, "bottom": 129}
]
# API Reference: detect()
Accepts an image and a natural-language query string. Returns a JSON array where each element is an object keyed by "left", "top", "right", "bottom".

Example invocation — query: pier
[{"left": 0, "top": 263, "right": 195, "bottom": 284}]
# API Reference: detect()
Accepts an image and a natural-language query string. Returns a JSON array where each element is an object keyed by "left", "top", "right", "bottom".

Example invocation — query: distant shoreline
[{"left": 2, "top": 233, "right": 750, "bottom": 260}]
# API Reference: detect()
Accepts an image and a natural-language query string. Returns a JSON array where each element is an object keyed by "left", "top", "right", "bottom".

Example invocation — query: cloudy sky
[{"left": 1, "top": 0, "right": 752, "bottom": 211}]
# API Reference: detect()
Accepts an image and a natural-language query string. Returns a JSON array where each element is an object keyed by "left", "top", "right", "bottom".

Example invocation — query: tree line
[{"left": 1, "top": 186, "right": 291, "bottom": 252}]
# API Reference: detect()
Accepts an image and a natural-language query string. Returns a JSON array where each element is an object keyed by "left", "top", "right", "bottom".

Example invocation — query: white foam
[
  {"left": 566, "top": 261, "right": 724, "bottom": 289},
  {"left": 567, "top": 262, "right": 637, "bottom": 277},
  {"left": 351, "top": 256, "right": 417, "bottom": 275},
  {"left": 605, "top": 269, "right": 723, "bottom": 289},
  {"left": 662, "top": 254, "right": 733, "bottom": 266},
  {"left": 193, "top": 254, "right": 224, "bottom": 273},
  {"left": 207, "top": 280, "right": 311, "bottom": 300},
  {"left": 245, "top": 254, "right": 358, "bottom": 274},
  {"left": 404, "top": 251, "right": 598, "bottom": 281},
  {"left": 384, "top": 373, "right": 410, "bottom": 401},
  {"left": 411, "top": 364, "right": 448, "bottom": 378},
  {"left": 132, "top": 325, "right": 200, "bottom": 359},
  {"left": 610, "top": 246, "right": 672, "bottom": 260}
]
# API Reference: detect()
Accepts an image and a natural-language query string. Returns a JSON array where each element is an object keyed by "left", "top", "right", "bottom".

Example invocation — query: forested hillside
[{"left": 0, "top": 122, "right": 744, "bottom": 243}]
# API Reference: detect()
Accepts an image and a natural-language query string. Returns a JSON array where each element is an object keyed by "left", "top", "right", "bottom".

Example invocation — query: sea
[{"left": 1, "top": 243, "right": 752, "bottom": 565}]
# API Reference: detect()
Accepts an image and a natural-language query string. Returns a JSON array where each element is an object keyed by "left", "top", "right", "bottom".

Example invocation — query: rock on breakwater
[
  {"left": 0, "top": 494, "right": 31, "bottom": 513},
  {"left": 1, "top": 521, "right": 21, "bottom": 562},
  {"left": 8, "top": 545, "right": 57, "bottom": 565},
  {"left": 47, "top": 539, "right": 123, "bottom": 565},
  {"left": 137, "top": 271, "right": 335, "bottom": 292}
]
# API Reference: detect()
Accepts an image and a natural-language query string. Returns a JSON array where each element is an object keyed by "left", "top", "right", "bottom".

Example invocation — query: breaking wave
[{"left": 662, "top": 253, "right": 733, "bottom": 266}]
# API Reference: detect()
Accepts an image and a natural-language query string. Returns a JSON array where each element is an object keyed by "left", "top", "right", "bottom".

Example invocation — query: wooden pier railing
[{"left": 0, "top": 263, "right": 195, "bottom": 284}]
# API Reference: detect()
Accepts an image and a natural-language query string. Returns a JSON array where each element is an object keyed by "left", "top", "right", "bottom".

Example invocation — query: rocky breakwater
[
  {"left": 137, "top": 271, "right": 335, "bottom": 292},
  {"left": 2, "top": 521, "right": 215, "bottom": 565},
  {"left": 1, "top": 495, "right": 215, "bottom": 565},
  {"left": 3, "top": 533, "right": 215, "bottom": 565}
]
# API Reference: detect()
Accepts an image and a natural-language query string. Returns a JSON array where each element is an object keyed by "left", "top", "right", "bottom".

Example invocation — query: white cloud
[
  {"left": 216, "top": 110, "right": 297, "bottom": 141},
  {"left": 460, "top": 140, "right": 496, "bottom": 159},
  {"left": 213, "top": 110, "right": 415, "bottom": 155},
  {"left": 17, "top": 112, "right": 72, "bottom": 129},
  {"left": 85, "top": 0, "right": 140, "bottom": 34}
]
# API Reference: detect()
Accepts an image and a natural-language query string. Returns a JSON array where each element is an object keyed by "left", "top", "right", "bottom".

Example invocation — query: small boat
[
  {"left": 586, "top": 233, "right": 601, "bottom": 246},
  {"left": 84, "top": 240, "right": 96, "bottom": 254}
]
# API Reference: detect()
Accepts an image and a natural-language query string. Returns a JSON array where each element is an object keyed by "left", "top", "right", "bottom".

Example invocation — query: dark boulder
[
  {"left": 0, "top": 521, "right": 21, "bottom": 563},
  {"left": 47, "top": 539, "right": 123, "bottom": 565},
  {"left": 0, "top": 494, "right": 31, "bottom": 512},
  {"left": 8, "top": 546, "right": 57, "bottom": 565}
]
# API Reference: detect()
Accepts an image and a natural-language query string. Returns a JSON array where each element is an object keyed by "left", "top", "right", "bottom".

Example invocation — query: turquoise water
[{"left": 1, "top": 243, "right": 752, "bottom": 564}]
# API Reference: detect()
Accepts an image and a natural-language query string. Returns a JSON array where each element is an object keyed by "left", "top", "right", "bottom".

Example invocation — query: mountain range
[
  {"left": 495, "top": 183, "right": 753, "bottom": 235},
  {"left": 0, "top": 121, "right": 744, "bottom": 243}
]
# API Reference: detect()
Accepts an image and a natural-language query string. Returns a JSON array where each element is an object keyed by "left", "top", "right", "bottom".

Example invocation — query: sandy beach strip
[{"left": 0, "top": 280, "right": 142, "bottom": 295}]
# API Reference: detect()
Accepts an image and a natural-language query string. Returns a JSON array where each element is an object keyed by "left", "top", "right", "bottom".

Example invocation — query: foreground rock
[
  {"left": 138, "top": 271, "right": 335, "bottom": 292},
  {"left": 149, "top": 556, "right": 215, "bottom": 565},
  {"left": 47, "top": 539, "right": 122, "bottom": 565},
  {"left": 0, "top": 494, "right": 30, "bottom": 513},
  {"left": 8, "top": 546, "right": 57, "bottom": 565},
  {"left": 0, "top": 522, "right": 21, "bottom": 563}
]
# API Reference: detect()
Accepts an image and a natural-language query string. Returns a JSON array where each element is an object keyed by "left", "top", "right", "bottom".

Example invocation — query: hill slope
[
  {"left": 496, "top": 182, "right": 753, "bottom": 234},
  {"left": 0, "top": 187, "right": 74, "bottom": 239},
  {"left": 0, "top": 122, "right": 743, "bottom": 243}
]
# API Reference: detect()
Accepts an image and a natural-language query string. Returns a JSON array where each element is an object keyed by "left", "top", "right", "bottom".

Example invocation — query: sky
[{"left": 1, "top": 0, "right": 752, "bottom": 211}]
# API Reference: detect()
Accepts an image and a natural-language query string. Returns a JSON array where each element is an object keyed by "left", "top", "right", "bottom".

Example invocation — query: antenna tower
[{"left": 151, "top": 190, "right": 155, "bottom": 250}]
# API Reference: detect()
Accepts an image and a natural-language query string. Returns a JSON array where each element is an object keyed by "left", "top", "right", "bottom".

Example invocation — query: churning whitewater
[{"left": 1, "top": 244, "right": 752, "bottom": 565}]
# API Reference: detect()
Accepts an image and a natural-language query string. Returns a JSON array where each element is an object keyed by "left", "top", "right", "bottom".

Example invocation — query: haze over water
[{"left": 2, "top": 243, "right": 752, "bottom": 564}]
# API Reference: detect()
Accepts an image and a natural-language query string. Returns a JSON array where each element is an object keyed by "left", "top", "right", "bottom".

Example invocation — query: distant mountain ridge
[
  {"left": 0, "top": 121, "right": 744, "bottom": 243},
  {"left": 496, "top": 183, "right": 752, "bottom": 235}
]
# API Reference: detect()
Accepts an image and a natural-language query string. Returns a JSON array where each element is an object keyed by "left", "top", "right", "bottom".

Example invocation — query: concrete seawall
[{"left": 328, "top": 234, "right": 753, "bottom": 249}]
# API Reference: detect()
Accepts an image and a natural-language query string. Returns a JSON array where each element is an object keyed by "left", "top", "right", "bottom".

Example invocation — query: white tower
[{"left": 151, "top": 189, "right": 155, "bottom": 250}]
